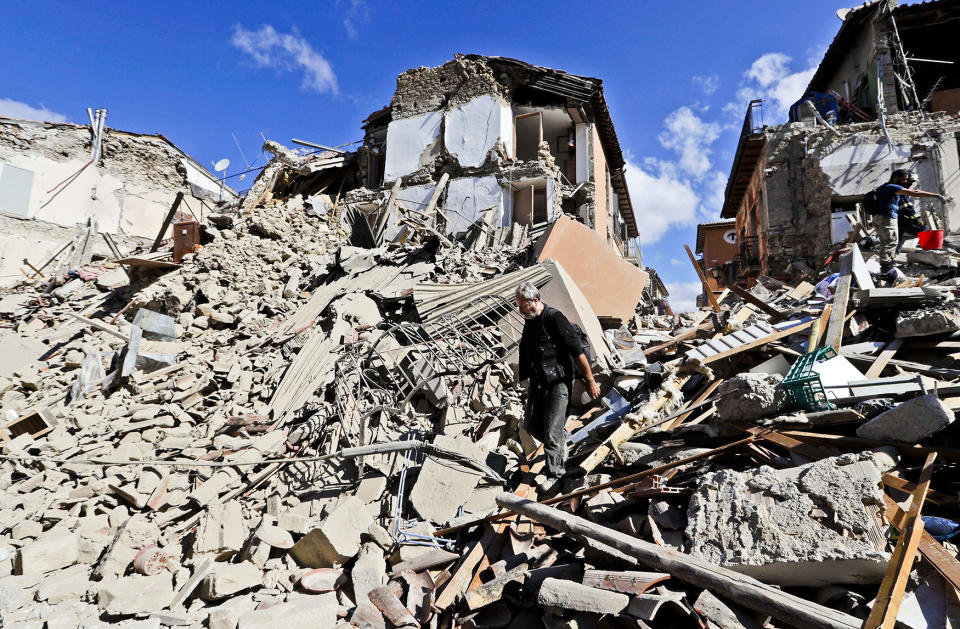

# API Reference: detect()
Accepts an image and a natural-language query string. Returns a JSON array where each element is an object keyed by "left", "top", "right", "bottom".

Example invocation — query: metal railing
[{"left": 744, "top": 99, "right": 764, "bottom": 136}]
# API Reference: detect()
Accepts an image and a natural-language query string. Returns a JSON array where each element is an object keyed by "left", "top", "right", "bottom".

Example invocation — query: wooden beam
[
  {"left": 884, "top": 495, "right": 960, "bottom": 592},
  {"left": 151, "top": 192, "right": 184, "bottom": 253},
  {"left": 684, "top": 244, "right": 722, "bottom": 313},
  {"left": 824, "top": 251, "right": 853, "bottom": 351},
  {"left": 729, "top": 284, "right": 781, "bottom": 318},
  {"left": 496, "top": 493, "right": 862, "bottom": 629},
  {"left": 643, "top": 320, "right": 714, "bottom": 356},
  {"left": 864, "top": 338, "right": 905, "bottom": 379},
  {"left": 882, "top": 473, "right": 954, "bottom": 505},
  {"left": 864, "top": 453, "right": 937, "bottom": 629},
  {"left": 423, "top": 173, "right": 449, "bottom": 218},
  {"left": 664, "top": 378, "right": 722, "bottom": 430},
  {"left": 780, "top": 430, "right": 960, "bottom": 462}
]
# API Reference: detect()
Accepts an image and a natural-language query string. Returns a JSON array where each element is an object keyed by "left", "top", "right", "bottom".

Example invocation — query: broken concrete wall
[
  {"left": 759, "top": 111, "right": 960, "bottom": 276},
  {"left": 0, "top": 118, "right": 236, "bottom": 284}
]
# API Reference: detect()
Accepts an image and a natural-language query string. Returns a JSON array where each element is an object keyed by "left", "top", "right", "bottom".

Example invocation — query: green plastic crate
[{"left": 782, "top": 346, "right": 837, "bottom": 412}]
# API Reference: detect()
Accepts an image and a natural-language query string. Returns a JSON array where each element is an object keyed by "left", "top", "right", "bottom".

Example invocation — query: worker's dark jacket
[{"left": 518, "top": 305, "right": 583, "bottom": 390}]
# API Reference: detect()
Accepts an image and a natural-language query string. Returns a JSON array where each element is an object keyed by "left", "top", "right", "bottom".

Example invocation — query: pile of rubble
[{"left": 1, "top": 145, "right": 959, "bottom": 629}]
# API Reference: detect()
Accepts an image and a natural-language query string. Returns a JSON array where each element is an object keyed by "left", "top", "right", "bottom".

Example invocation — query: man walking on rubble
[
  {"left": 515, "top": 282, "right": 600, "bottom": 487},
  {"left": 869, "top": 168, "right": 945, "bottom": 271}
]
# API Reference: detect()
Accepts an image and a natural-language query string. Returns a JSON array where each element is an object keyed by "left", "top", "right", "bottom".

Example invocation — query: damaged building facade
[
  {"left": 346, "top": 55, "right": 643, "bottom": 265},
  {"left": 708, "top": 0, "right": 960, "bottom": 283},
  {"left": 0, "top": 112, "right": 237, "bottom": 285}
]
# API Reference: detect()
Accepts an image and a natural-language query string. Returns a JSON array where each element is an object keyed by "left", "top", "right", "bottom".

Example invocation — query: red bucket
[{"left": 917, "top": 230, "right": 944, "bottom": 250}]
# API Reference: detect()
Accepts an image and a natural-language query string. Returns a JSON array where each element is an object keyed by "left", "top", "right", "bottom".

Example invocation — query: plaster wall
[
  {"left": 445, "top": 175, "right": 503, "bottom": 235},
  {"left": 818, "top": 22, "right": 880, "bottom": 111},
  {"left": 575, "top": 123, "right": 590, "bottom": 183},
  {"left": 817, "top": 139, "right": 913, "bottom": 195},
  {"left": 591, "top": 126, "right": 609, "bottom": 242},
  {"left": 444, "top": 95, "right": 512, "bottom": 169},
  {"left": 383, "top": 111, "right": 442, "bottom": 182}
]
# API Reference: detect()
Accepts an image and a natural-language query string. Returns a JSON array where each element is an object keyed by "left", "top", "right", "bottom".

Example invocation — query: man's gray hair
[{"left": 516, "top": 282, "right": 540, "bottom": 301}]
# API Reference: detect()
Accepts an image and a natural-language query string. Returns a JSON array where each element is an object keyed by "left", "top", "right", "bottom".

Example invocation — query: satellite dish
[{"left": 214, "top": 158, "right": 230, "bottom": 172}]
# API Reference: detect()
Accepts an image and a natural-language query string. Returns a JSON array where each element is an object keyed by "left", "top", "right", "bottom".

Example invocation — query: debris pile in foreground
[{"left": 1, "top": 147, "right": 959, "bottom": 629}]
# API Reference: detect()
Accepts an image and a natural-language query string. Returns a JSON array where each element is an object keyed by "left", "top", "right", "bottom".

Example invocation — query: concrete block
[
  {"left": 537, "top": 577, "right": 629, "bottom": 614},
  {"left": 200, "top": 562, "right": 263, "bottom": 600},
  {"left": 896, "top": 306, "right": 960, "bottom": 337},
  {"left": 37, "top": 564, "right": 91, "bottom": 603},
  {"left": 237, "top": 592, "right": 338, "bottom": 629},
  {"left": 856, "top": 394, "right": 955, "bottom": 442},
  {"left": 208, "top": 596, "right": 258, "bottom": 629},
  {"left": 289, "top": 496, "right": 373, "bottom": 568},
  {"left": 15, "top": 532, "right": 79, "bottom": 576},
  {"left": 98, "top": 573, "right": 174, "bottom": 615},
  {"left": 350, "top": 542, "right": 386, "bottom": 603},
  {"left": 686, "top": 453, "right": 889, "bottom": 586},
  {"left": 409, "top": 434, "right": 484, "bottom": 522}
]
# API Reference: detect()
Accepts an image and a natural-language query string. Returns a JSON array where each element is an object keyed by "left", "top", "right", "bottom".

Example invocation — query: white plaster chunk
[
  {"left": 383, "top": 111, "right": 442, "bottom": 182},
  {"left": 445, "top": 176, "right": 503, "bottom": 235},
  {"left": 444, "top": 94, "right": 508, "bottom": 168}
]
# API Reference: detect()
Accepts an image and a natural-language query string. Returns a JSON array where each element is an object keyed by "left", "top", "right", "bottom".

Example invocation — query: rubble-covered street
[{"left": 3, "top": 3, "right": 960, "bottom": 628}]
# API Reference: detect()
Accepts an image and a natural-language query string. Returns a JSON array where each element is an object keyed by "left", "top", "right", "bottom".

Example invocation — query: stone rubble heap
[{"left": 0, "top": 149, "right": 959, "bottom": 629}]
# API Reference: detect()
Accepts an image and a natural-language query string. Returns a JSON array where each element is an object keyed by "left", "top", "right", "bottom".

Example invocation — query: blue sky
[{"left": 1, "top": 1, "right": 854, "bottom": 310}]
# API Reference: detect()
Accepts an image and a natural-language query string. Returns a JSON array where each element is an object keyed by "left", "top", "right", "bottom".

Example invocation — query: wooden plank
[
  {"left": 698, "top": 319, "right": 816, "bottom": 365},
  {"left": 496, "top": 494, "right": 861, "bottom": 629},
  {"left": 785, "top": 281, "right": 815, "bottom": 301},
  {"left": 151, "top": 192, "right": 184, "bottom": 253},
  {"left": 882, "top": 473, "right": 954, "bottom": 506},
  {"left": 684, "top": 244, "right": 721, "bottom": 313},
  {"left": 664, "top": 378, "right": 722, "bottom": 430},
  {"left": 375, "top": 178, "right": 402, "bottom": 242},
  {"left": 643, "top": 320, "right": 714, "bottom": 356},
  {"left": 884, "top": 496, "right": 960, "bottom": 592},
  {"left": 582, "top": 569, "right": 670, "bottom": 595},
  {"left": 729, "top": 284, "right": 781, "bottom": 318},
  {"left": 808, "top": 304, "right": 832, "bottom": 351},
  {"left": 780, "top": 430, "right": 960, "bottom": 462},
  {"left": 865, "top": 339, "right": 904, "bottom": 379},
  {"left": 824, "top": 251, "right": 853, "bottom": 351},
  {"left": 864, "top": 453, "right": 937, "bottom": 629},
  {"left": 422, "top": 173, "right": 449, "bottom": 218}
]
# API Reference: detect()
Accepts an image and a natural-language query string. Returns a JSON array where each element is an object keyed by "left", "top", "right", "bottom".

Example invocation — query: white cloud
[
  {"left": 733, "top": 52, "right": 817, "bottom": 121},
  {"left": 341, "top": 0, "right": 369, "bottom": 40},
  {"left": 665, "top": 281, "right": 703, "bottom": 314},
  {"left": 657, "top": 107, "right": 722, "bottom": 178},
  {"left": 692, "top": 74, "right": 720, "bottom": 95},
  {"left": 669, "top": 258, "right": 683, "bottom": 266},
  {"left": 231, "top": 25, "right": 338, "bottom": 94},
  {"left": 0, "top": 98, "right": 68, "bottom": 123},
  {"left": 624, "top": 159, "right": 701, "bottom": 245}
]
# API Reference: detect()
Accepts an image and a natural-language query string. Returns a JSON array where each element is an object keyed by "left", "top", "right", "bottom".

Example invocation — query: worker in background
[
  {"left": 515, "top": 283, "right": 600, "bottom": 489},
  {"left": 896, "top": 172, "right": 927, "bottom": 253},
  {"left": 870, "top": 168, "right": 945, "bottom": 271}
]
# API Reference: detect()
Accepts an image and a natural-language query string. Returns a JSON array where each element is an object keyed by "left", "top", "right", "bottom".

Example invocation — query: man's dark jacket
[{"left": 518, "top": 305, "right": 584, "bottom": 389}]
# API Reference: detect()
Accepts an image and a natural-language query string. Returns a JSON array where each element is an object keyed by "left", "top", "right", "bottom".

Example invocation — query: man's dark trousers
[{"left": 525, "top": 380, "right": 570, "bottom": 478}]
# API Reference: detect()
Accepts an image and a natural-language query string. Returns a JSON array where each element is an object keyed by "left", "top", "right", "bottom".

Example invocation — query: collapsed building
[
  {"left": 700, "top": 0, "right": 960, "bottom": 285},
  {"left": 0, "top": 111, "right": 237, "bottom": 284},
  {"left": 1, "top": 51, "right": 959, "bottom": 629}
]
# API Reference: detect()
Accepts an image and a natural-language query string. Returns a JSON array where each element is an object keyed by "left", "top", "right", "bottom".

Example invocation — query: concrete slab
[
  {"left": 686, "top": 453, "right": 889, "bottom": 586},
  {"left": 534, "top": 216, "right": 648, "bottom": 322},
  {"left": 409, "top": 434, "right": 485, "bottom": 522}
]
